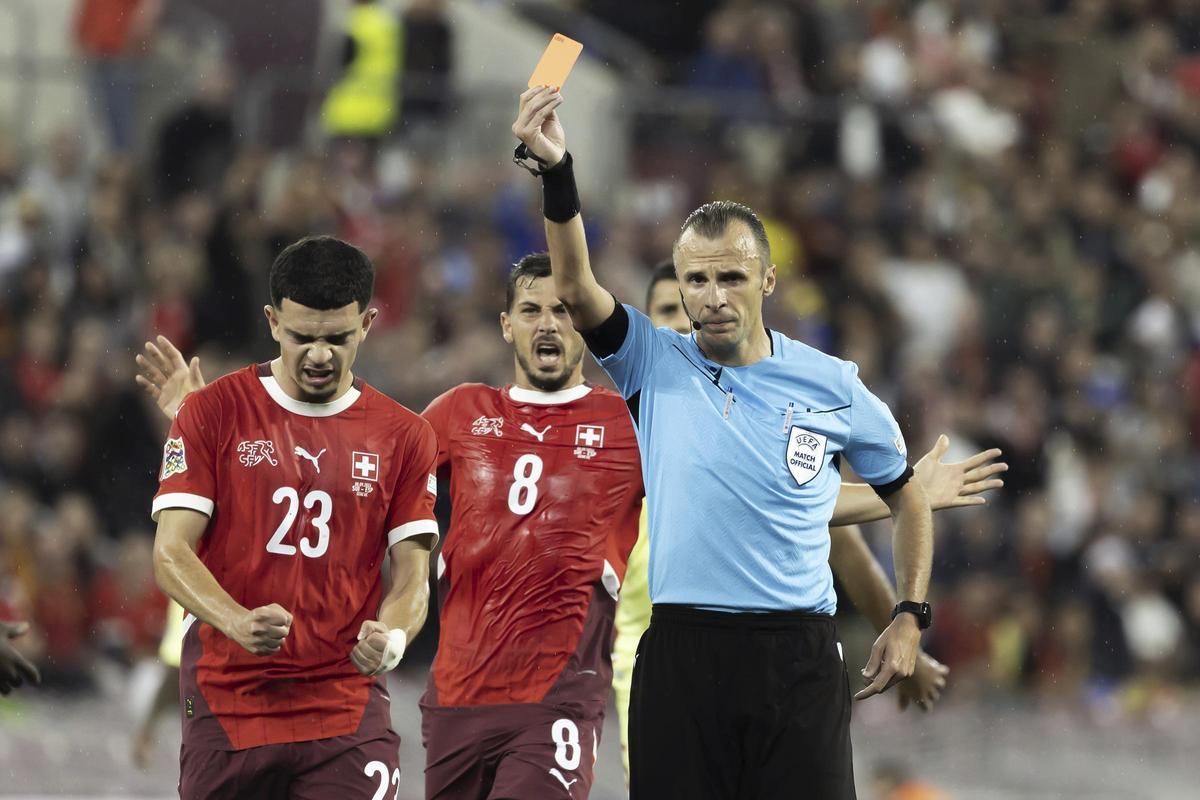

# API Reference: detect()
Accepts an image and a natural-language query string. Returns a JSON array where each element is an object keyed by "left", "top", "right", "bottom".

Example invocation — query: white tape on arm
[{"left": 376, "top": 628, "right": 407, "bottom": 674}]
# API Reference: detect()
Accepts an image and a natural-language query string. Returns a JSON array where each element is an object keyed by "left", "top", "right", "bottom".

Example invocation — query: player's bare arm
[
  {"left": 153, "top": 508, "right": 292, "bottom": 656},
  {"left": 0, "top": 620, "right": 40, "bottom": 695},
  {"left": 512, "top": 86, "right": 614, "bottom": 330},
  {"left": 855, "top": 479, "right": 932, "bottom": 700},
  {"left": 136, "top": 335, "right": 207, "bottom": 419},
  {"left": 830, "top": 436, "right": 1007, "bottom": 526},
  {"left": 349, "top": 537, "right": 433, "bottom": 676},
  {"left": 827, "top": 526, "right": 947, "bottom": 711}
]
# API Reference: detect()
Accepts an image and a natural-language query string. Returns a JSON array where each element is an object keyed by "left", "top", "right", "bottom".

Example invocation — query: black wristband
[
  {"left": 580, "top": 298, "right": 628, "bottom": 358},
  {"left": 542, "top": 151, "right": 580, "bottom": 223},
  {"left": 871, "top": 464, "right": 913, "bottom": 499}
]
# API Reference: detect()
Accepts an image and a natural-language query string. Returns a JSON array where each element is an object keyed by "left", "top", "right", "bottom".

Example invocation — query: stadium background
[{"left": 1, "top": 0, "right": 1198, "bottom": 797}]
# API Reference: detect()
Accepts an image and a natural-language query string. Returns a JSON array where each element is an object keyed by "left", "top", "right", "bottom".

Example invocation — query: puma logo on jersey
[
  {"left": 294, "top": 446, "right": 326, "bottom": 473},
  {"left": 549, "top": 769, "right": 578, "bottom": 792},
  {"left": 521, "top": 423, "right": 552, "bottom": 442}
]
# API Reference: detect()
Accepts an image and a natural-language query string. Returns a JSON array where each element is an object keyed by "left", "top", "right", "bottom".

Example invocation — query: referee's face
[
  {"left": 501, "top": 276, "right": 586, "bottom": 392},
  {"left": 676, "top": 222, "right": 776, "bottom": 360}
]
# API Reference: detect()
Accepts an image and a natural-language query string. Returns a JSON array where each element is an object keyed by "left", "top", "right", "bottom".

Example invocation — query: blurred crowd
[
  {"left": 618, "top": 0, "right": 1200, "bottom": 723},
  {"left": 0, "top": 0, "right": 1197, "bottom": 732}
]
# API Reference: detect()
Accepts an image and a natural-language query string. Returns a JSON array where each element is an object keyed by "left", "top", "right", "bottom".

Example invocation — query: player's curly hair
[
  {"left": 675, "top": 200, "right": 771, "bottom": 273},
  {"left": 270, "top": 236, "right": 374, "bottom": 312},
  {"left": 505, "top": 252, "right": 553, "bottom": 311}
]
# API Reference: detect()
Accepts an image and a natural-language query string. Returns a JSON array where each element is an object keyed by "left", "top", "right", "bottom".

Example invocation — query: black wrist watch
[{"left": 891, "top": 601, "right": 932, "bottom": 630}]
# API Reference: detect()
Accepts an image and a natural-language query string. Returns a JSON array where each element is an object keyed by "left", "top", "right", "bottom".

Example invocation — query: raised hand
[
  {"left": 228, "top": 604, "right": 292, "bottom": 656},
  {"left": 915, "top": 435, "right": 1007, "bottom": 511},
  {"left": 512, "top": 85, "right": 566, "bottom": 166},
  {"left": 135, "top": 335, "right": 207, "bottom": 419},
  {"left": 897, "top": 650, "right": 949, "bottom": 711}
]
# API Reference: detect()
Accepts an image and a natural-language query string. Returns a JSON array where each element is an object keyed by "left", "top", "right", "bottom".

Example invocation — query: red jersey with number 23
[
  {"left": 420, "top": 383, "right": 643, "bottom": 716},
  {"left": 152, "top": 364, "right": 438, "bottom": 750}
]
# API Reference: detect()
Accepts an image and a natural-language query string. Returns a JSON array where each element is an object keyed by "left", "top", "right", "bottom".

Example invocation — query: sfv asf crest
[{"left": 786, "top": 425, "right": 827, "bottom": 487}]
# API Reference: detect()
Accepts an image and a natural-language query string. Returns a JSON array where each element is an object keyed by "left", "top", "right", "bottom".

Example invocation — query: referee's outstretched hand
[{"left": 855, "top": 614, "right": 920, "bottom": 701}]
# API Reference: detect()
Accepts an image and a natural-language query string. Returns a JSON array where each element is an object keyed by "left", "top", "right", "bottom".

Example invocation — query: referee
[{"left": 513, "top": 88, "right": 933, "bottom": 799}]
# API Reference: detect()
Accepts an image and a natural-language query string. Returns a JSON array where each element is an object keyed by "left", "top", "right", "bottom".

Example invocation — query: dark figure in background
[{"left": 153, "top": 61, "right": 236, "bottom": 204}]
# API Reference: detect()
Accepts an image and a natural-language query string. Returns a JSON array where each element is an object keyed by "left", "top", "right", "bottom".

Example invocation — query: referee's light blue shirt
[{"left": 595, "top": 304, "right": 910, "bottom": 614}]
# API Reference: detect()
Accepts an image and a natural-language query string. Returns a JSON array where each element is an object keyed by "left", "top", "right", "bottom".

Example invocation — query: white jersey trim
[
  {"left": 507, "top": 384, "right": 593, "bottom": 406},
  {"left": 601, "top": 559, "right": 621, "bottom": 601},
  {"left": 388, "top": 519, "right": 440, "bottom": 548},
  {"left": 151, "top": 492, "right": 215, "bottom": 522},
  {"left": 259, "top": 366, "right": 362, "bottom": 417}
]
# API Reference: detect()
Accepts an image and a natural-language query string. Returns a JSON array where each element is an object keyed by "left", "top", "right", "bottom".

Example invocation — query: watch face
[{"left": 895, "top": 602, "right": 932, "bottom": 629}]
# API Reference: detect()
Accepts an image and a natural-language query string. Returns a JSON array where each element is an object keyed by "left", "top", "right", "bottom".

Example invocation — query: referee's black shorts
[{"left": 629, "top": 604, "right": 856, "bottom": 800}]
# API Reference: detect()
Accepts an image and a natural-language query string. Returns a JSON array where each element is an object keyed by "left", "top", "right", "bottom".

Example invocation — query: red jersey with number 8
[
  {"left": 152, "top": 364, "right": 438, "bottom": 751},
  {"left": 420, "top": 383, "right": 643, "bottom": 714}
]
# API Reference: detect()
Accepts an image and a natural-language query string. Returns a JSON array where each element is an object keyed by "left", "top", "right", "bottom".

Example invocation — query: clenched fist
[
  {"left": 228, "top": 604, "right": 292, "bottom": 656},
  {"left": 350, "top": 620, "right": 407, "bottom": 676}
]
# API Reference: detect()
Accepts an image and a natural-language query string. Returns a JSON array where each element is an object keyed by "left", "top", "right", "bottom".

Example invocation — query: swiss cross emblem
[
  {"left": 352, "top": 451, "right": 380, "bottom": 482},
  {"left": 575, "top": 424, "right": 605, "bottom": 448}
]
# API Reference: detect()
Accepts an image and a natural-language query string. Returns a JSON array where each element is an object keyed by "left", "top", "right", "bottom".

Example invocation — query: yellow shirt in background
[{"left": 612, "top": 503, "right": 651, "bottom": 779}]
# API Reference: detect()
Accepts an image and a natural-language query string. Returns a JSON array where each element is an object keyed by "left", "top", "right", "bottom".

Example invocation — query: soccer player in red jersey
[
  {"left": 148, "top": 236, "right": 438, "bottom": 799},
  {"left": 417, "top": 253, "right": 643, "bottom": 799}
]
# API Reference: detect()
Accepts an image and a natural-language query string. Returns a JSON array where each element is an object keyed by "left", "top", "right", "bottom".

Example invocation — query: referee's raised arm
[{"left": 511, "top": 87, "right": 615, "bottom": 331}]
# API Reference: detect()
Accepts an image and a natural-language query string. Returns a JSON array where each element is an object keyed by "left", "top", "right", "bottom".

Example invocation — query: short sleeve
[
  {"left": 151, "top": 393, "right": 220, "bottom": 522},
  {"left": 592, "top": 304, "right": 673, "bottom": 399},
  {"left": 385, "top": 417, "right": 440, "bottom": 549},
  {"left": 421, "top": 387, "right": 457, "bottom": 478},
  {"left": 843, "top": 371, "right": 909, "bottom": 487}
]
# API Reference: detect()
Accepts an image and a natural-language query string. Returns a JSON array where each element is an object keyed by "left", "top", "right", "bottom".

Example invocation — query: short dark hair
[
  {"left": 269, "top": 236, "right": 374, "bottom": 312},
  {"left": 645, "top": 259, "right": 677, "bottom": 308},
  {"left": 505, "top": 252, "right": 552, "bottom": 311},
  {"left": 676, "top": 200, "right": 771, "bottom": 272}
]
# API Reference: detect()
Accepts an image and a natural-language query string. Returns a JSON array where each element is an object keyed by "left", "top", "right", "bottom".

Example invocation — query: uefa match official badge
[
  {"left": 161, "top": 437, "right": 188, "bottom": 479},
  {"left": 786, "top": 425, "right": 827, "bottom": 487}
]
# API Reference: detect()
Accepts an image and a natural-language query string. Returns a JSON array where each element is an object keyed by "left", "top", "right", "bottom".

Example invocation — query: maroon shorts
[
  {"left": 179, "top": 729, "right": 401, "bottom": 800},
  {"left": 422, "top": 703, "right": 603, "bottom": 800}
]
